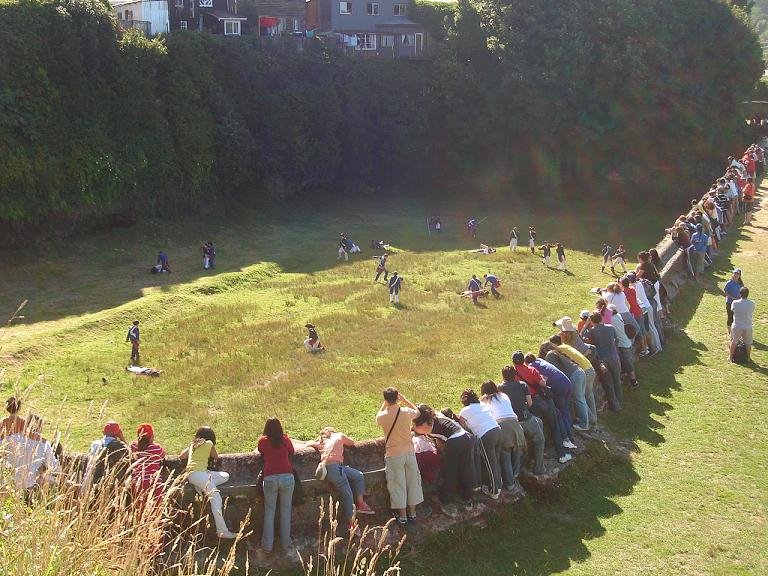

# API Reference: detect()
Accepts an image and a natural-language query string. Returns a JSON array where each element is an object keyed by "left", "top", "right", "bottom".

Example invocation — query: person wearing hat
[
  {"left": 483, "top": 273, "right": 502, "bottom": 299},
  {"left": 85, "top": 421, "right": 130, "bottom": 491},
  {"left": 468, "top": 274, "right": 483, "bottom": 305},
  {"left": 689, "top": 223, "right": 709, "bottom": 275},
  {"left": 576, "top": 310, "right": 591, "bottom": 333},
  {"left": 126, "top": 320, "right": 140, "bottom": 366},
  {"left": 600, "top": 243, "right": 613, "bottom": 274},
  {"left": 388, "top": 272, "right": 403, "bottom": 304},
  {"left": 528, "top": 227, "right": 536, "bottom": 254},
  {"left": 307, "top": 426, "right": 375, "bottom": 528},
  {"left": 724, "top": 269, "right": 745, "bottom": 331},
  {"left": 129, "top": 423, "right": 166, "bottom": 502},
  {"left": 555, "top": 242, "right": 567, "bottom": 271},
  {"left": 304, "top": 323, "right": 324, "bottom": 352},
  {"left": 611, "top": 245, "right": 627, "bottom": 276},
  {"left": 509, "top": 227, "right": 519, "bottom": 252}
]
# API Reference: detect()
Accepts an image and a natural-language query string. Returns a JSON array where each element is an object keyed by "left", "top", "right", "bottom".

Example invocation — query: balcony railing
[{"left": 119, "top": 19, "right": 151, "bottom": 36}]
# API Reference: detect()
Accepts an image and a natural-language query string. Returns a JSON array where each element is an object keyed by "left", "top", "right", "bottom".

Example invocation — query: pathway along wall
[{"left": 64, "top": 193, "right": 740, "bottom": 549}]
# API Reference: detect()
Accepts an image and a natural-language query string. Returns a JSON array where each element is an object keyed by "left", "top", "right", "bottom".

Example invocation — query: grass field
[
  {"left": 408, "top": 189, "right": 768, "bottom": 576},
  {"left": 1, "top": 195, "right": 669, "bottom": 452},
  {"left": 1, "top": 187, "right": 767, "bottom": 576}
]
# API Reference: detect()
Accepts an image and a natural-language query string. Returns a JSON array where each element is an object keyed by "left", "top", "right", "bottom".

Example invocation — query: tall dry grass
[
  {"left": 300, "top": 498, "right": 404, "bottom": 576},
  {"left": 0, "top": 459, "right": 247, "bottom": 576}
]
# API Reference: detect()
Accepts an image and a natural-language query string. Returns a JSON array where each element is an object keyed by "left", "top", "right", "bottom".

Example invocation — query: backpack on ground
[{"left": 732, "top": 340, "right": 748, "bottom": 364}]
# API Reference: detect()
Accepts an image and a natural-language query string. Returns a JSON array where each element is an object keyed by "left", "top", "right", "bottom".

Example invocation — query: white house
[{"left": 110, "top": 0, "right": 170, "bottom": 36}]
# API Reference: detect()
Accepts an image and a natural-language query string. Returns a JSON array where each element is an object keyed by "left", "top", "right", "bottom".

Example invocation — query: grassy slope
[
  {"left": 1, "top": 197, "right": 668, "bottom": 453},
  {"left": 410, "top": 188, "right": 768, "bottom": 576}
]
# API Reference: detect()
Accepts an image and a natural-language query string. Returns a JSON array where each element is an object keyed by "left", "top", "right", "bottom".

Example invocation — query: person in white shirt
[
  {"left": 608, "top": 305, "right": 639, "bottom": 389},
  {"left": 458, "top": 388, "right": 502, "bottom": 499},
  {"left": 0, "top": 414, "right": 60, "bottom": 501},
  {"left": 480, "top": 381, "right": 525, "bottom": 490},
  {"left": 730, "top": 286, "right": 756, "bottom": 362}
]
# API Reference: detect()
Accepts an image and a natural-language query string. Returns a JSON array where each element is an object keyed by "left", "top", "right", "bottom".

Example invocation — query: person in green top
[{"left": 179, "top": 426, "right": 236, "bottom": 539}]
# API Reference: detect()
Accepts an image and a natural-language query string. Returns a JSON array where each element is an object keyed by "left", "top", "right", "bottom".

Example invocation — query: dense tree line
[{"left": 0, "top": 0, "right": 762, "bottom": 241}]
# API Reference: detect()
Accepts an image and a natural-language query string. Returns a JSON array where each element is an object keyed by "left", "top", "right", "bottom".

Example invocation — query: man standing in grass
[
  {"left": 528, "top": 227, "right": 536, "bottom": 254},
  {"left": 730, "top": 286, "right": 755, "bottom": 362},
  {"left": 742, "top": 177, "right": 755, "bottom": 225},
  {"left": 539, "top": 243, "right": 551, "bottom": 268},
  {"left": 376, "top": 387, "right": 423, "bottom": 526},
  {"left": 468, "top": 274, "right": 482, "bottom": 304},
  {"left": 556, "top": 242, "right": 567, "bottom": 271},
  {"left": 126, "top": 320, "right": 140, "bottom": 366},
  {"left": 374, "top": 253, "right": 389, "bottom": 283},
  {"left": 689, "top": 224, "right": 709, "bottom": 276},
  {"left": 724, "top": 269, "right": 744, "bottom": 332},
  {"left": 600, "top": 243, "right": 612, "bottom": 273},
  {"left": 509, "top": 227, "right": 519, "bottom": 251},
  {"left": 388, "top": 272, "right": 403, "bottom": 304}
]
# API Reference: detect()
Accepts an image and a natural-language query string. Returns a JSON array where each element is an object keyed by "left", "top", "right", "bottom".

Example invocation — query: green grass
[
  {"left": 1, "top": 190, "right": 767, "bottom": 575},
  {"left": 1, "top": 196, "right": 668, "bottom": 453},
  {"left": 407, "top": 190, "right": 768, "bottom": 576}
]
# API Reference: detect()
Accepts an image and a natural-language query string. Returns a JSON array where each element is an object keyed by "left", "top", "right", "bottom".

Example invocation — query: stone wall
[{"left": 62, "top": 184, "right": 742, "bottom": 555}]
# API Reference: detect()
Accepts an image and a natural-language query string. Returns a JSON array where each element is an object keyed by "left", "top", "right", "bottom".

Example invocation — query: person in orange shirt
[{"left": 743, "top": 176, "right": 756, "bottom": 225}]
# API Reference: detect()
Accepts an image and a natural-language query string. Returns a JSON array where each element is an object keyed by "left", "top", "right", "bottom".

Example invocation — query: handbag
[
  {"left": 315, "top": 461, "right": 327, "bottom": 481},
  {"left": 385, "top": 407, "right": 401, "bottom": 446}
]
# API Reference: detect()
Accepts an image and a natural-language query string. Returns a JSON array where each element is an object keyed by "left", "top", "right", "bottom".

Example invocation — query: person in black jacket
[{"left": 85, "top": 421, "right": 130, "bottom": 492}]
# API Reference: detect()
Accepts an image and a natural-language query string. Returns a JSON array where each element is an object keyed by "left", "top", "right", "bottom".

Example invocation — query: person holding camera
[{"left": 375, "top": 388, "right": 423, "bottom": 526}]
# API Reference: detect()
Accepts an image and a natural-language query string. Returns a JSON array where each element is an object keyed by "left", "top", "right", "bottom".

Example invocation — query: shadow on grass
[
  {"left": 2, "top": 195, "right": 675, "bottom": 326},
  {"left": 404, "top": 205, "right": 757, "bottom": 575}
]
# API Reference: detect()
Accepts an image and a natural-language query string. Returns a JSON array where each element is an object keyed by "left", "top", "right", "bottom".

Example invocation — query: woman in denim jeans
[
  {"left": 307, "top": 427, "right": 375, "bottom": 528},
  {"left": 256, "top": 417, "right": 295, "bottom": 554}
]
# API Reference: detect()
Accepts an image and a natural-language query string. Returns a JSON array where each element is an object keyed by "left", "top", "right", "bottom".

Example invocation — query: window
[
  {"left": 293, "top": 18, "right": 299, "bottom": 31},
  {"left": 174, "top": 0, "right": 182, "bottom": 7},
  {"left": 357, "top": 33, "right": 376, "bottom": 50},
  {"left": 381, "top": 34, "right": 394, "bottom": 47},
  {"left": 199, "top": 0, "right": 212, "bottom": 6},
  {"left": 224, "top": 19, "right": 241, "bottom": 35},
  {"left": 124, "top": 9, "right": 133, "bottom": 20},
  {"left": 401, "top": 33, "right": 412, "bottom": 46},
  {"left": 366, "top": 2, "right": 378, "bottom": 15},
  {"left": 339, "top": 1, "right": 351, "bottom": 14},
  {"left": 393, "top": 3, "right": 406, "bottom": 15},
  {"left": 179, "top": 20, "right": 188, "bottom": 29}
]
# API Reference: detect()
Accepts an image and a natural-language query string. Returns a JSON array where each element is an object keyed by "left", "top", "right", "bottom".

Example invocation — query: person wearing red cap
[
  {"left": 84, "top": 421, "right": 130, "bottom": 490},
  {"left": 130, "top": 423, "right": 166, "bottom": 501}
]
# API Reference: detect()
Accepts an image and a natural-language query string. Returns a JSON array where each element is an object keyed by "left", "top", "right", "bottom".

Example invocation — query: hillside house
[
  {"left": 306, "top": 0, "right": 429, "bottom": 57},
  {"left": 111, "top": 0, "right": 169, "bottom": 36},
  {"left": 170, "top": 0, "right": 248, "bottom": 35}
]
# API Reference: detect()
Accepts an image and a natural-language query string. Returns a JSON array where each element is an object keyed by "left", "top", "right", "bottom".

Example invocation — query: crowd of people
[{"left": 2, "top": 142, "right": 760, "bottom": 564}]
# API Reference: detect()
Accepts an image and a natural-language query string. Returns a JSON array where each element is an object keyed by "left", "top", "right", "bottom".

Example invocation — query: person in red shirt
[
  {"left": 257, "top": 417, "right": 295, "bottom": 554},
  {"left": 620, "top": 276, "right": 649, "bottom": 355},
  {"left": 742, "top": 177, "right": 756, "bottom": 225}
]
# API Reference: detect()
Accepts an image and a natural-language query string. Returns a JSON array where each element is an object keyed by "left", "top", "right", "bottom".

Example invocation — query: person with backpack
[
  {"left": 528, "top": 227, "right": 537, "bottom": 254},
  {"left": 179, "top": 426, "right": 236, "bottom": 540},
  {"left": 730, "top": 286, "right": 755, "bottom": 363},
  {"left": 375, "top": 388, "right": 423, "bottom": 526}
]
